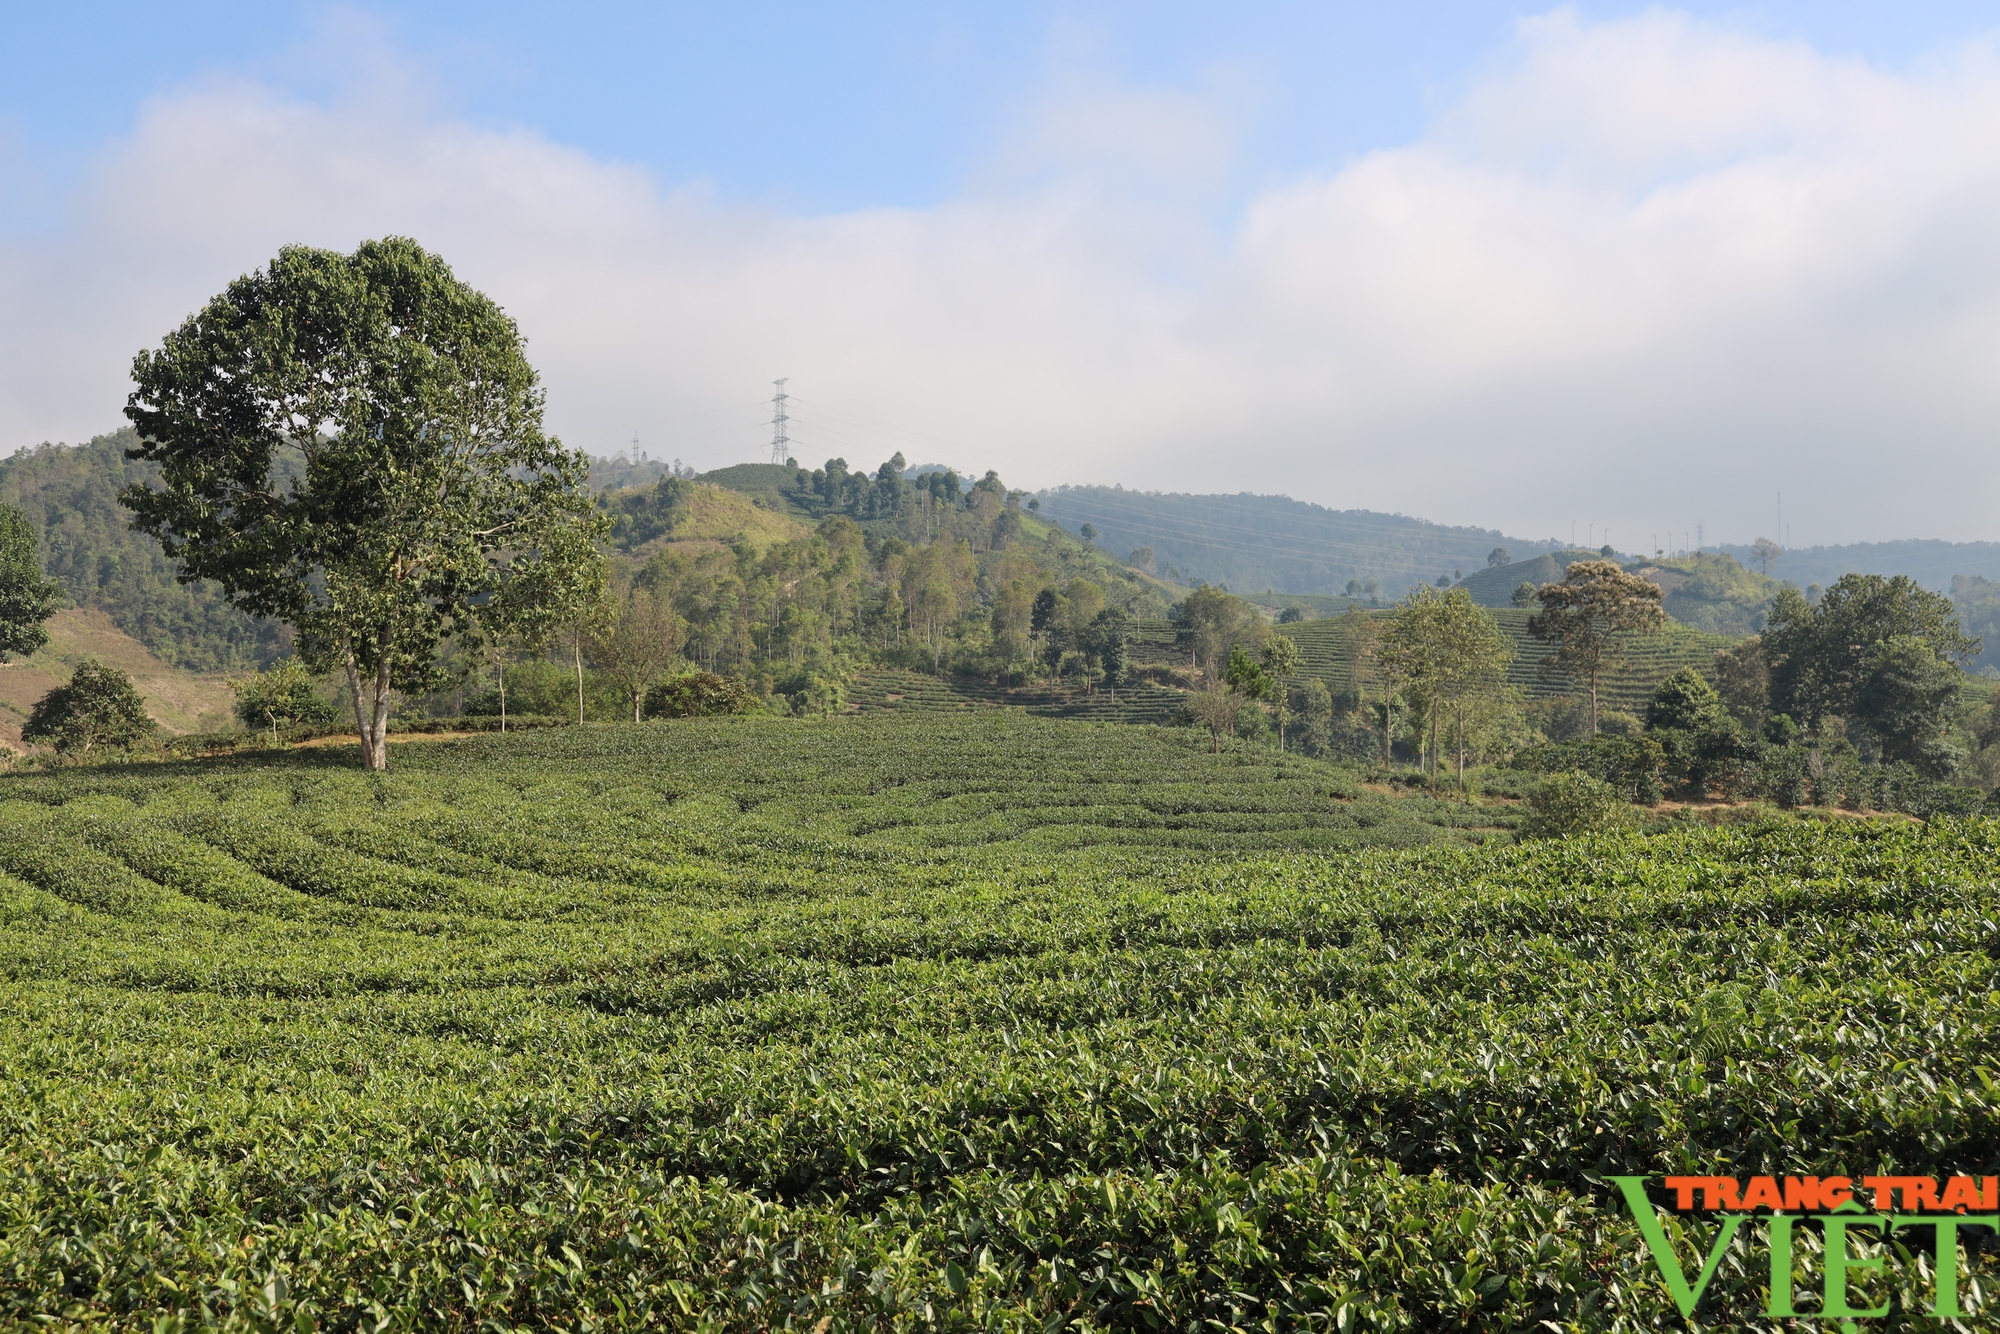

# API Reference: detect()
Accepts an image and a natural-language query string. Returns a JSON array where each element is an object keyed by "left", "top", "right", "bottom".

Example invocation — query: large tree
[
  {"left": 1381, "top": 586, "right": 1514, "bottom": 787},
  {"left": 1764, "top": 574, "right": 1978, "bottom": 773},
  {"left": 123, "top": 238, "right": 601, "bottom": 770},
  {"left": 0, "top": 503, "right": 59, "bottom": 661},
  {"left": 1527, "top": 559, "right": 1665, "bottom": 735}
]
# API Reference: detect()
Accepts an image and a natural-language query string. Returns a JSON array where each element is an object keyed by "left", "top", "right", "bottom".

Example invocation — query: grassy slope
[
  {"left": 0, "top": 608, "right": 235, "bottom": 747},
  {"left": 652, "top": 479, "right": 811, "bottom": 550},
  {"left": 0, "top": 718, "right": 1992, "bottom": 1328}
]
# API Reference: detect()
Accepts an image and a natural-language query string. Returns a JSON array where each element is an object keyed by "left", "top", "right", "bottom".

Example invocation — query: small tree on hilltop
[
  {"left": 1487, "top": 547, "right": 1510, "bottom": 568},
  {"left": 0, "top": 503, "right": 59, "bottom": 662},
  {"left": 1749, "top": 536, "right": 1782, "bottom": 576},
  {"left": 24, "top": 660, "right": 155, "bottom": 757},
  {"left": 1527, "top": 559, "right": 1665, "bottom": 735},
  {"left": 122, "top": 237, "right": 602, "bottom": 771}
]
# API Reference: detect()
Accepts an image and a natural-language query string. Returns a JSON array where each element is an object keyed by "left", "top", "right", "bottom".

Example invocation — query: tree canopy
[
  {"left": 0, "top": 502, "right": 59, "bottom": 662},
  {"left": 1527, "top": 559, "right": 1665, "bottom": 735},
  {"left": 24, "top": 660, "right": 155, "bottom": 756},
  {"left": 122, "top": 237, "right": 601, "bottom": 770},
  {"left": 1765, "top": 574, "right": 1977, "bottom": 774}
]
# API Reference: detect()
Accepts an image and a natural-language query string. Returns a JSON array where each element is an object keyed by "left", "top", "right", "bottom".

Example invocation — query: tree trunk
[
  {"left": 366, "top": 657, "right": 392, "bottom": 772},
  {"left": 1588, "top": 665, "right": 1599, "bottom": 735},
  {"left": 1456, "top": 700, "right": 1467, "bottom": 795},
  {"left": 497, "top": 655, "right": 507, "bottom": 734},
  {"left": 1428, "top": 707, "right": 1439, "bottom": 779},
  {"left": 342, "top": 643, "right": 390, "bottom": 772},
  {"left": 1382, "top": 700, "right": 1393, "bottom": 765},
  {"left": 632, "top": 688, "right": 642, "bottom": 724},
  {"left": 574, "top": 639, "right": 585, "bottom": 725}
]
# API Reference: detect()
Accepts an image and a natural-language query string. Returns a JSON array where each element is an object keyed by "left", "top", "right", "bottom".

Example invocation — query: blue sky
[
  {"left": 7, "top": 2, "right": 1992, "bottom": 218},
  {"left": 6, "top": 3, "right": 2000, "bottom": 544}
]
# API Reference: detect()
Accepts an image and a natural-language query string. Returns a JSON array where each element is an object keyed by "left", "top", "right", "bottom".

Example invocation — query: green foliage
[
  {"left": 0, "top": 431, "right": 287, "bottom": 671},
  {"left": 1644, "top": 666, "right": 1724, "bottom": 732},
  {"left": 1518, "top": 769, "right": 1635, "bottom": 838},
  {"left": 21, "top": 658, "right": 156, "bottom": 755},
  {"left": 123, "top": 237, "right": 602, "bottom": 770},
  {"left": 1172, "top": 584, "right": 1264, "bottom": 677},
  {"left": 1640, "top": 551, "right": 1779, "bottom": 635},
  {"left": 229, "top": 658, "right": 339, "bottom": 737},
  {"left": 642, "top": 672, "right": 754, "bottom": 719},
  {"left": 0, "top": 501, "right": 59, "bottom": 661},
  {"left": 1766, "top": 573, "right": 1977, "bottom": 773},
  {"left": 1951, "top": 573, "right": 2000, "bottom": 672},
  {"left": 601, "top": 473, "right": 687, "bottom": 547},
  {"left": 2, "top": 721, "right": 1993, "bottom": 1327}
]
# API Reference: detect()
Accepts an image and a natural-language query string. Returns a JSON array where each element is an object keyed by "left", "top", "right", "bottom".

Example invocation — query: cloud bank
[{"left": 6, "top": 9, "right": 2000, "bottom": 547}]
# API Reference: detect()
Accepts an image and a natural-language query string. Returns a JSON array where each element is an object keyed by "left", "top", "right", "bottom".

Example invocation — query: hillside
[
  {"left": 3, "top": 719, "right": 1989, "bottom": 1326},
  {"left": 1722, "top": 537, "right": 2000, "bottom": 592},
  {"left": 1459, "top": 549, "right": 1779, "bottom": 635},
  {"left": 1034, "top": 486, "right": 1549, "bottom": 597},
  {"left": 0, "top": 430, "right": 284, "bottom": 671},
  {"left": 599, "top": 477, "right": 811, "bottom": 552},
  {"left": 0, "top": 608, "right": 235, "bottom": 747},
  {"left": 1455, "top": 549, "right": 1598, "bottom": 607},
  {"left": 1279, "top": 607, "right": 1739, "bottom": 714}
]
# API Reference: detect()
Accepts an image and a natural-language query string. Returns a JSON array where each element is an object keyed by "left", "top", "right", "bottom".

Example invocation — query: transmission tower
[{"left": 769, "top": 378, "right": 790, "bottom": 465}]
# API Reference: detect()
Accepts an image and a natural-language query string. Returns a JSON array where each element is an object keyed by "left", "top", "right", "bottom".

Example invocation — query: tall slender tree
[
  {"left": 1527, "top": 559, "right": 1665, "bottom": 735},
  {"left": 123, "top": 237, "right": 600, "bottom": 770},
  {"left": 1381, "top": 587, "right": 1513, "bottom": 786}
]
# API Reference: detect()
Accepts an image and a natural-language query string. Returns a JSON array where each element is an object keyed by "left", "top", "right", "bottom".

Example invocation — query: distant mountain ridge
[
  {"left": 1035, "top": 486, "right": 1553, "bottom": 597},
  {"left": 1718, "top": 539, "right": 2000, "bottom": 593}
]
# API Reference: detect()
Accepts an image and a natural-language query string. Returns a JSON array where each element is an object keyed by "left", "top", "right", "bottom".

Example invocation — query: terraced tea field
[{"left": 1, "top": 715, "right": 1995, "bottom": 1329}]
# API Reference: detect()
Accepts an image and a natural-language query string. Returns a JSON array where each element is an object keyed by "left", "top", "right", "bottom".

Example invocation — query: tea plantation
[{"left": 2, "top": 715, "right": 1996, "bottom": 1329}]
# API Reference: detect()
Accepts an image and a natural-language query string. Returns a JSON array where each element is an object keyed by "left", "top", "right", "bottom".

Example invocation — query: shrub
[
  {"left": 22, "top": 659, "right": 155, "bottom": 757},
  {"left": 1517, "top": 769, "right": 1633, "bottom": 839},
  {"left": 644, "top": 672, "right": 754, "bottom": 719}
]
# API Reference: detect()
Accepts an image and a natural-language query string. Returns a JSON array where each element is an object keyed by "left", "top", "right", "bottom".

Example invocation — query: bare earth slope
[{"left": 0, "top": 608, "right": 235, "bottom": 747}]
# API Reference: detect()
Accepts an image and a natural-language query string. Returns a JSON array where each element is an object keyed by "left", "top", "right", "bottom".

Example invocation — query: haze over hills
[
  {"left": 1032, "top": 486, "right": 1554, "bottom": 597},
  {"left": 1716, "top": 540, "right": 2000, "bottom": 593}
]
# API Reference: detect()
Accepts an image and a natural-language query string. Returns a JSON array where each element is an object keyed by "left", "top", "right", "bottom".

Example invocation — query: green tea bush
[
  {"left": 0, "top": 715, "right": 1991, "bottom": 1329},
  {"left": 1517, "top": 769, "right": 1635, "bottom": 839}
]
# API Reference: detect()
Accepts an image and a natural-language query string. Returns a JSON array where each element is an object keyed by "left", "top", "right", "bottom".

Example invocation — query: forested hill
[
  {"left": 1034, "top": 486, "right": 1553, "bottom": 597},
  {"left": 1718, "top": 539, "right": 2000, "bottom": 592},
  {"left": 0, "top": 429, "right": 284, "bottom": 672}
]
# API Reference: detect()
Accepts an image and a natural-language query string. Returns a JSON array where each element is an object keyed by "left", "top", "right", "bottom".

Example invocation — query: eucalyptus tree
[
  {"left": 1527, "top": 559, "right": 1665, "bottom": 735},
  {"left": 123, "top": 237, "right": 601, "bottom": 769},
  {"left": 1382, "top": 586, "right": 1514, "bottom": 786}
]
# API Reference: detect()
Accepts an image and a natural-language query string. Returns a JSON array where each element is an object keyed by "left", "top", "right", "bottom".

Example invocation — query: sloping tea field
[{"left": 2, "top": 715, "right": 1997, "bottom": 1329}]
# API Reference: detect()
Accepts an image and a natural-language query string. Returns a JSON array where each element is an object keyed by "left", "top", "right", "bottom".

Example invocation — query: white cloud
[{"left": 7, "top": 9, "right": 2000, "bottom": 546}]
